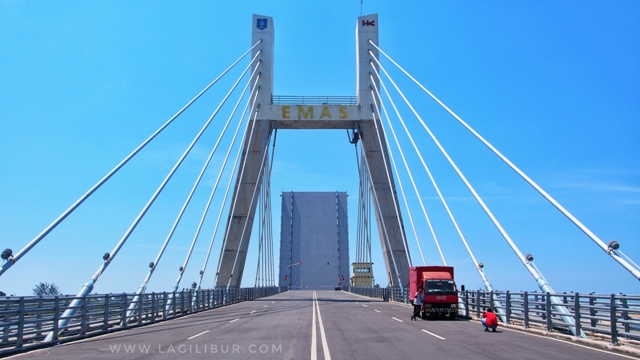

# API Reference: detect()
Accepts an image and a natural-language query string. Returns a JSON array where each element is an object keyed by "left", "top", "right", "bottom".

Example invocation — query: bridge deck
[{"left": 12, "top": 291, "right": 631, "bottom": 360}]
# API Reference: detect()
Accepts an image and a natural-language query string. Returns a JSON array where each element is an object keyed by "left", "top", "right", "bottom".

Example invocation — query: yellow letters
[
  {"left": 297, "top": 106, "right": 313, "bottom": 119},
  {"left": 339, "top": 105, "right": 348, "bottom": 119},
  {"left": 320, "top": 106, "right": 332, "bottom": 119},
  {"left": 281, "top": 106, "right": 290, "bottom": 119}
]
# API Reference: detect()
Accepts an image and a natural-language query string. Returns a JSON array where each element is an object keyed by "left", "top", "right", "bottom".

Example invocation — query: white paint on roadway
[
  {"left": 392, "top": 317, "right": 403, "bottom": 322},
  {"left": 312, "top": 291, "right": 332, "bottom": 360},
  {"left": 421, "top": 329, "right": 446, "bottom": 340},
  {"left": 250, "top": 310, "right": 257, "bottom": 314},
  {"left": 311, "top": 291, "right": 317, "bottom": 360},
  {"left": 187, "top": 330, "right": 209, "bottom": 340},
  {"left": 229, "top": 318, "right": 239, "bottom": 323},
  {"left": 374, "top": 309, "right": 381, "bottom": 313}
]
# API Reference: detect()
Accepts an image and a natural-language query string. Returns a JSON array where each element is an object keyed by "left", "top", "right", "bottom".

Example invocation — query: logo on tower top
[
  {"left": 257, "top": 18, "right": 268, "bottom": 30},
  {"left": 362, "top": 20, "right": 375, "bottom": 27}
]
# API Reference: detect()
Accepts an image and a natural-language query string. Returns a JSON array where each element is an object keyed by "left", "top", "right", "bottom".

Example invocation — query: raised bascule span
[{"left": 0, "top": 12, "right": 638, "bottom": 359}]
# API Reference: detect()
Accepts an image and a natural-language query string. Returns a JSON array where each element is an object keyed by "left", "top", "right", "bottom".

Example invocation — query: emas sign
[
  {"left": 280, "top": 105, "right": 349, "bottom": 120},
  {"left": 259, "top": 105, "right": 361, "bottom": 127}
]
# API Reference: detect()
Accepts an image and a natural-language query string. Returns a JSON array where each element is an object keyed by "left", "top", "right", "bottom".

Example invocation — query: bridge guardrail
[
  {"left": 349, "top": 287, "right": 640, "bottom": 346},
  {"left": 0, "top": 286, "right": 285, "bottom": 356}
]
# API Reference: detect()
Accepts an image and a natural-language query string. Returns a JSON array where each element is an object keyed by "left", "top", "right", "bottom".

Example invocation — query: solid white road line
[
  {"left": 311, "top": 291, "right": 317, "bottom": 360},
  {"left": 229, "top": 318, "right": 240, "bottom": 323},
  {"left": 421, "top": 329, "right": 446, "bottom": 340},
  {"left": 187, "top": 330, "right": 209, "bottom": 340},
  {"left": 392, "top": 317, "right": 403, "bottom": 322},
  {"left": 315, "top": 291, "right": 332, "bottom": 360},
  {"left": 374, "top": 309, "right": 381, "bottom": 313}
]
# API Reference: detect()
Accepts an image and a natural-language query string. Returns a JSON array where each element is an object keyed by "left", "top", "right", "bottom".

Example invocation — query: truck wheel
[{"left": 449, "top": 312, "right": 456, "bottom": 320}]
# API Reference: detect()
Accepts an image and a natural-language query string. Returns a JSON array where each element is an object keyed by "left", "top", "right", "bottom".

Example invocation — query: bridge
[{"left": 1, "top": 4, "right": 639, "bottom": 360}]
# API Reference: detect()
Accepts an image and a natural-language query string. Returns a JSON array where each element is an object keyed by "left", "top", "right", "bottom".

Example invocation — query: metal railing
[
  {"left": 349, "top": 286, "right": 409, "bottom": 303},
  {"left": 271, "top": 95, "right": 357, "bottom": 105},
  {"left": 349, "top": 287, "right": 640, "bottom": 346},
  {"left": 0, "top": 286, "right": 285, "bottom": 356}
]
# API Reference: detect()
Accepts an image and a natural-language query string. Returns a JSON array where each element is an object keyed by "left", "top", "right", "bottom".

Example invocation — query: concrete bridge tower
[{"left": 215, "top": 14, "right": 411, "bottom": 288}]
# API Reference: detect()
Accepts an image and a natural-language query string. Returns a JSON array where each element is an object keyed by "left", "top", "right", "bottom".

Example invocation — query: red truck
[{"left": 409, "top": 266, "right": 459, "bottom": 320}]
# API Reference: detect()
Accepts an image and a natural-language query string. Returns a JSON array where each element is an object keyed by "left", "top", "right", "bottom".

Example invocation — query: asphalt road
[{"left": 7, "top": 290, "right": 635, "bottom": 360}]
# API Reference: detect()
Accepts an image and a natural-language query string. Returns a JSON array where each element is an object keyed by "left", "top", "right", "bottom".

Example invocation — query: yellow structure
[{"left": 350, "top": 262, "right": 374, "bottom": 287}]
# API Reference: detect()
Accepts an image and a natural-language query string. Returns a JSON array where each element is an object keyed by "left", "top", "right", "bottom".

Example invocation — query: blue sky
[{"left": 1, "top": 1, "right": 638, "bottom": 296}]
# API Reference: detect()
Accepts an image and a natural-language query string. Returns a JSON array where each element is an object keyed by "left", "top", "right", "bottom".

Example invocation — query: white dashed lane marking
[
  {"left": 187, "top": 330, "right": 209, "bottom": 340},
  {"left": 421, "top": 329, "right": 446, "bottom": 340}
]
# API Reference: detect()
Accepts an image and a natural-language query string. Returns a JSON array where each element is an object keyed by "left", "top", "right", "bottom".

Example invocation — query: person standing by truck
[
  {"left": 481, "top": 308, "right": 498, "bottom": 332},
  {"left": 411, "top": 287, "right": 424, "bottom": 321}
]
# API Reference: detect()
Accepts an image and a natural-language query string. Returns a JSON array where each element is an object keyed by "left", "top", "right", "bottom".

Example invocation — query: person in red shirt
[{"left": 482, "top": 308, "right": 498, "bottom": 332}]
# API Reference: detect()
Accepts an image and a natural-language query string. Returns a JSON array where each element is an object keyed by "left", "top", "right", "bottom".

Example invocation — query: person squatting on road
[
  {"left": 482, "top": 308, "right": 498, "bottom": 332},
  {"left": 411, "top": 287, "right": 424, "bottom": 321}
]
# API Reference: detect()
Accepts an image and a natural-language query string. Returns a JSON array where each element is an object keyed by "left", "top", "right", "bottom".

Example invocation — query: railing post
[
  {"left": 589, "top": 294, "right": 596, "bottom": 328},
  {"left": 121, "top": 294, "right": 128, "bottom": 329},
  {"left": 172, "top": 291, "right": 177, "bottom": 317},
  {"left": 523, "top": 292, "right": 529, "bottom": 328},
  {"left": 137, "top": 294, "right": 143, "bottom": 325},
  {"left": 162, "top": 292, "right": 168, "bottom": 320},
  {"left": 621, "top": 295, "right": 630, "bottom": 334},
  {"left": 80, "top": 295, "right": 88, "bottom": 335},
  {"left": 151, "top": 293, "right": 156, "bottom": 323},
  {"left": 181, "top": 291, "right": 185, "bottom": 315},
  {"left": 489, "top": 291, "right": 495, "bottom": 312},
  {"left": 574, "top": 292, "right": 581, "bottom": 337},
  {"left": 36, "top": 298, "right": 43, "bottom": 338},
  {"left": 610, "top": 294, "right": 618, "bottom": 345},
  {"left": 505, "top": 291, "right": 511, "bottom": 324},
  {"left": 52, "top": 296, "right": 60, "bottom": 342},
  {"left": 476, "top": 291, "right": 481, "bottom": 319},
  {"left": 17, "top": 297, "right": 24, "bottom": 349},
  {"left": 2, "top": 300, "right": 10, "bottom": 343},
  {"left": 464, "top": 290, "right": 469, "bottom": 318},
  {"left": 545, "top": 292, "right": 552, "bottom": 332},
  {"left": 103, "top": 294, "right": 110, "bottom": 331}
]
